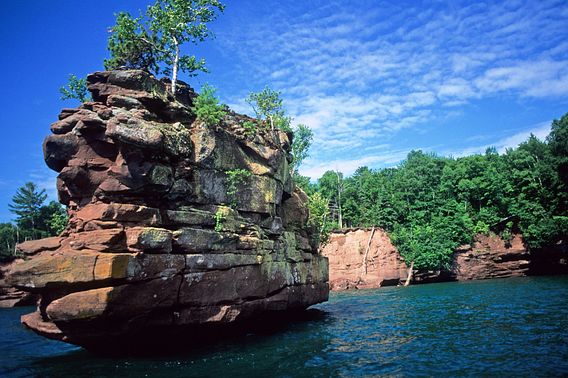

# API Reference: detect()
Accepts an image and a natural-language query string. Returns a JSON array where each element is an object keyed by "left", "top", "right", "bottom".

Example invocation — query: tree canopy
[
  {"left": 290, "top": 124, "right": 314, "bottom": 175},
  {"left": 307, "top": 113, "right": 568, "bottom": 271},
  {"left": 105, "top": 0, "right": 225, "bottom": 94}
]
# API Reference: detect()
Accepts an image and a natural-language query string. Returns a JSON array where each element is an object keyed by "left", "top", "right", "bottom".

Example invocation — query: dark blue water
[{"left": 1, "top": 276, "right": 568, "bottom": 377}]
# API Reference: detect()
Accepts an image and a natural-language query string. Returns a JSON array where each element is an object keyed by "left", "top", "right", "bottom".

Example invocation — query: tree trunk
[
  {"left": 336, "top": 171, "right": 343, "bottom": 229},
  {"left": 404, "top": 261, "right": 414, "bottom": 287},
  {"left": 171, "top": 38, "right": 180, "bottom": 95},
  {"left": 320, "top": 213, "right": 327, "bottom": 235},
  {"left": 362, "top": 227, "right": 375, "bottom": 275}
]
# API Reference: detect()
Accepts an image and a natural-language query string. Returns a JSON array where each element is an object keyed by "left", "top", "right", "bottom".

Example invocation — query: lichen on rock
[{"left": 7, "top": 70, "right": 328, "bottom": 351}]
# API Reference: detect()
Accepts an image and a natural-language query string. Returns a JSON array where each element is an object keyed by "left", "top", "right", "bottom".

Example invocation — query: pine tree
[{"left": 8, "top": 182, "right": 47, "bottom": 238}]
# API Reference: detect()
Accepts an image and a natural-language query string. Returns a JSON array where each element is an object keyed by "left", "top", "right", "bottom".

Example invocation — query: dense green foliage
[
  {"left": 242, "top": 120, "right": 258, "bottom": 137},
  {"left": 104, "top": 12, "right": 158, "bottom": 73},
  {"left": 307, "top": 114, "right": 568, "bottom": 270},
  {"left": 60, "top": 74, "right": 90, "bottom": 103},
  {"left": 105, "top": 0, "right": 225, "bottom": 94},
  {"left": 192, "top": 83, "right": 226, "bottom": 126},
  {"left": 1, "top": 183, "right": 67, "bottom": 262},
  {"left": 307, "top": 192, "right": 331, "bottom": 247}
]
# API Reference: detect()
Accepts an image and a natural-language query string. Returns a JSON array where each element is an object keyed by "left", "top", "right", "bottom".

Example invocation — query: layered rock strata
[
  {"left": 451, "top": 234, "right": 530, "bottom": 280},
  {"left": 7, "top": 70, "right": 328, "bottom": 350},
  {"left": 324, "top": 228, "right": 565, "bottom": 290},
  {"left": 322, "top": 228, "right": 408, "bottom": 290}
]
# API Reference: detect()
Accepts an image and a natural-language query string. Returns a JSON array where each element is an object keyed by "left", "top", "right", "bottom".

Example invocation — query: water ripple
[{"left": 1, "top": 276, "right": 567, "bottom": 377}]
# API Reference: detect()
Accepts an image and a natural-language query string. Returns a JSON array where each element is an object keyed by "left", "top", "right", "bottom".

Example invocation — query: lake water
[{"left": 1, "top": 276, "right": 567, "bottom": 377}]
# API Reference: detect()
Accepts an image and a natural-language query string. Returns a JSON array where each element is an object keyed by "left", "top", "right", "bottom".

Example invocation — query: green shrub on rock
[
  {"left": 192, "top": 83, "right": 226, "bottom": 127},
  {"left": 243, "top": 120, "right": 257, "bottom": 137}
]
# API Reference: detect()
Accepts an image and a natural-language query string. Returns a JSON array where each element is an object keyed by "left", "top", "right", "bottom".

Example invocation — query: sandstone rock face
[
  {"left": 7, "top": 70, "right": 328, "bottom": 350},
  {"left": 413, "top": 234, "right": 533, "bottom": 283},
  {"left": 0, "top": 260, "right": 37, "bottom": 308},
  {"left": 452, "top": 234, "right": 530, "bottom": 280},
  {"left": 323, "top": 229, "right": 564, "bottom": 291},
  {"left": 322, "top": 228, "right": 408, "bottom": 290}
]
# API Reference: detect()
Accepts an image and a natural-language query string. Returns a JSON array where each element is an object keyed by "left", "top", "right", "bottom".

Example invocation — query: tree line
[
  {"left": 0, "top": 183, "right": 67, "bottom": 262},
  {"left": 297, "top": 113, "right": 568, "bottom": 272}
]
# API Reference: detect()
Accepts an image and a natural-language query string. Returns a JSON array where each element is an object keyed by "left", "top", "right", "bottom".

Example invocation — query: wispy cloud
[
  {"left": 216, "top": 0, "right": 568, "bottom": 178},
  {"left": 29, "top": 169, "right": 58, "bottom": 202}
]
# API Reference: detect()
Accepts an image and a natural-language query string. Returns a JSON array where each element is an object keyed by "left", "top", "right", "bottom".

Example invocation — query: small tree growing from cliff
[
  {"left": 105, "top": 0, "right": 225, "bottom": 95},
  {"left": 290, "top": 124, "right": 314, "bottom": 176},
  {"left": 246, "top": 86, "right": 291, "bottom": 132},
  {"left": 60, "top": 74, "right": 91, "bottom": 103},
  {"left": 225, "top": 169, "right": 251, "bottom": 209}
]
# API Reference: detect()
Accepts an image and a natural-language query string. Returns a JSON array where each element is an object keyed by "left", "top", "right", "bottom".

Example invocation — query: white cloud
[
  {"left": 29, "top": 169, "right": 58, "bottom": 202},
  {"left": 217, "top": 0, "right": 567, "bottom": 177},
  {"left": 299, "top": 149, "right": 410, "bottom": 179},
  {"left": 475, "top": 60, "right": 568, "bottom": 97}
]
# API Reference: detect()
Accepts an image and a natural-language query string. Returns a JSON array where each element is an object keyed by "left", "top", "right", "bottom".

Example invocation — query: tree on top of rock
[
  {"left": 60, "top": 74, "right": 91, "bottom": 103},
  {"left": 246, "top": 86, "right": 291, "bottom": 132},
  {"left": 104, "top": 12, "right": 159, "bottom": 74},
  {"left": 105, "top": 0, "right": 225, "bottom": 95}
]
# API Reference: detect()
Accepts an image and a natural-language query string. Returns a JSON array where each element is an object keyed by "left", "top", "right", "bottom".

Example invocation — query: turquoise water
[{"left": 1, "top": 276, "right": 568, "bottom": 377}]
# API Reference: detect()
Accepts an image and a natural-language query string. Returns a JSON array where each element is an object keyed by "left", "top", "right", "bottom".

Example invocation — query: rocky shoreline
[{"left": 323, "top": 228, "right": 567, "bottom": 290}]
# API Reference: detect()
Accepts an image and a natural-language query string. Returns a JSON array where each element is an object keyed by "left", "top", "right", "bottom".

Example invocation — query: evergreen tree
[
  {"left": 8, "top": 182, "right": 47, "bottom": 238},
  {"left": 192, "top": 83, "right": 226, "bottom": 126}
]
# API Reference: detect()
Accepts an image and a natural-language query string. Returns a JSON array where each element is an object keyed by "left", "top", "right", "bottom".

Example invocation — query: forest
[{"left": 299, "top": 113, "right": 568, "bottom": 272}]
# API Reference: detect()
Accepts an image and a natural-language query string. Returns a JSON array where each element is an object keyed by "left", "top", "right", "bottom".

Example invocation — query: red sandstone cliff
[
  {"left": 322, "top": 228, "right": 408, "bottom": 290},
  {"left": 323, "top": 228, "right": 565, "bottom": 291},
  {"left": 453, "top": 234, "right": 530, "bottom": 280}
]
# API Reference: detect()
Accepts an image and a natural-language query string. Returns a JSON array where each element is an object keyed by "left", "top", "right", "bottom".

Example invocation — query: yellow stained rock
[{"left": 94, "top": 253, "right": 131, "bottom": 281}]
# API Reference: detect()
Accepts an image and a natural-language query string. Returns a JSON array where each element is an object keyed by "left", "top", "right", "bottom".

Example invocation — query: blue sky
[{"left": 0, "top": 0, "right": 567, "bottom": 222}]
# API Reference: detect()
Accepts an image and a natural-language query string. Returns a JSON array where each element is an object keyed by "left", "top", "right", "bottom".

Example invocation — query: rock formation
[
  {"left": 6, "top": 70, "right": 328, "bottom": 350},
  {"left": 324, "top": 228, "right": 566, "bottom": 290},
  {"left": 452, "top": 234, "right": 530, "bottom": 280},
  {"left": 322, "top": 228, "right": 408, "bottom": 290},
  {"left": 0, "top": 260, "right": 37, "bottom": 308}
]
